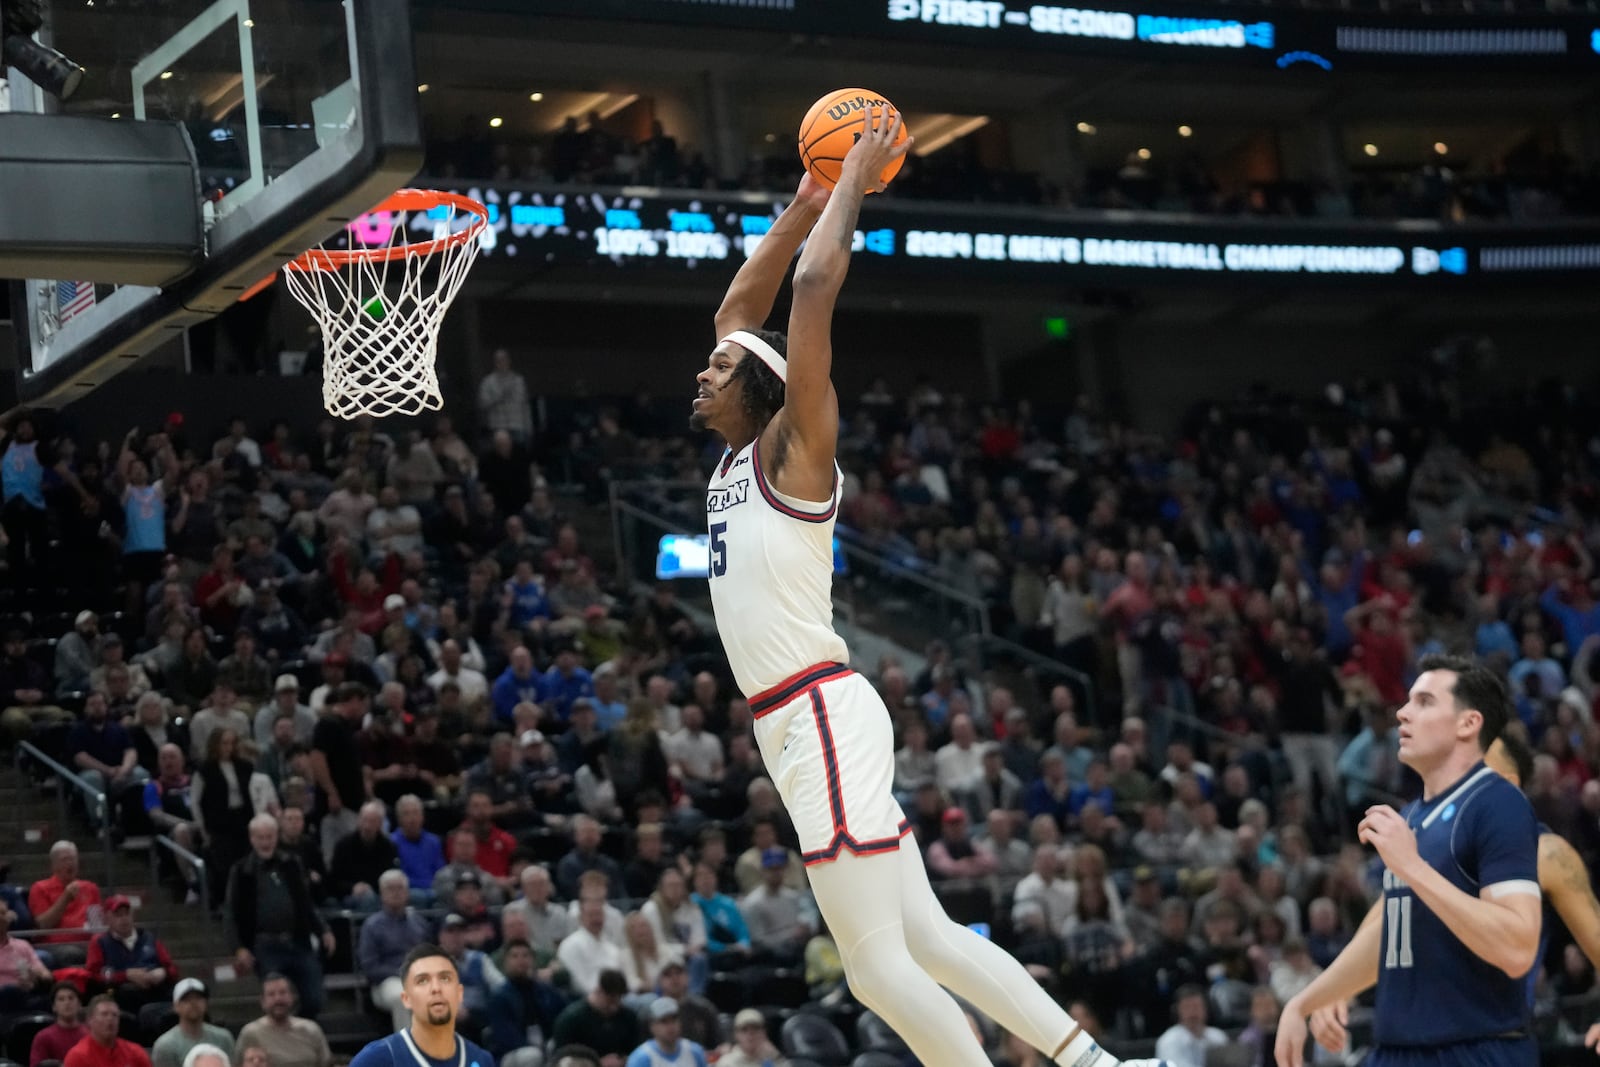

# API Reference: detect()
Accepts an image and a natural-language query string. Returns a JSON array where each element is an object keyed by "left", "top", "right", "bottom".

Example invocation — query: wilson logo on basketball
[{"left": 826, "top": 96, "right": 890, "bottom": 121}]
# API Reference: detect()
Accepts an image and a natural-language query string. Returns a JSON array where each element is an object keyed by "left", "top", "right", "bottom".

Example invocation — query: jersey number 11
[{"left": 1384, "top": 895, "right": 1414, "bottom": 969}]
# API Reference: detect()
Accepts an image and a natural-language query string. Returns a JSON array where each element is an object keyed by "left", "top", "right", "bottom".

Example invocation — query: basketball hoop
[{"left": 282, "top": 189, "right": 488, "bottom": 419}]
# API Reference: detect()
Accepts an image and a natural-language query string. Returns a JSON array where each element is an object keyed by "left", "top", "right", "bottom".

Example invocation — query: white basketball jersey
[{"left": 705, "top": 435, "right": 848, "bottom": 697}]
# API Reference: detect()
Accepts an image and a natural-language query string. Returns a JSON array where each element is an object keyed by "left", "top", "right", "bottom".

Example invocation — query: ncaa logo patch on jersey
[{"left": 1441, "top": 803, "right": 1456, "bottom": 822}]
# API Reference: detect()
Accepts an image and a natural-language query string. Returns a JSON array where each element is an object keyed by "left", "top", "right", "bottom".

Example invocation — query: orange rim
[{"left": 285, "top": 189, "right": 489, "bottom": 272}]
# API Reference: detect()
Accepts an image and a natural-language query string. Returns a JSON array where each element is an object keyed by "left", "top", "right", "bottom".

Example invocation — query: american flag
[{"left": 55, "top": 280, "right": 96, "bottom": 326}]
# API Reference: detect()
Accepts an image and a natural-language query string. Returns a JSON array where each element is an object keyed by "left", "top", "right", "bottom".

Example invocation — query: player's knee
[{"left": 840, "top": 927, "right": 913, "bottom": 1006}]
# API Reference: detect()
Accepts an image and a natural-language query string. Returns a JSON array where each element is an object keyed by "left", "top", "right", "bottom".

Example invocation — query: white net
[{"left": 282, "top": 191, "right": 486, "bottom": 419}]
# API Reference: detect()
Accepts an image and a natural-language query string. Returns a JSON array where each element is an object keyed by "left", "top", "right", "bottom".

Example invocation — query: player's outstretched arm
[
  {"left": 772, "top": 105, "right": 911, "bottom": 498},
  {"left": 1542, "top": 832, "right": 1600, "bottom": 971},
  {"left": 1360, "top": 803, "right": 1541, "bottom": 978},
  {"left": 713, "top": 176, "right": 829, "bottom": 340},
  {"left": 1275, "top": 901, "right": 1382, "bottom": 1067}
]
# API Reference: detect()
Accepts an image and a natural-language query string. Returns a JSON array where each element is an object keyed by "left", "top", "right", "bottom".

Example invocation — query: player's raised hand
[
  {"left": 1309, "top": 1001, "right": 1349, "bottom": 1054},
  {"left": 1586, "top": 1022, "right": 1600, "bottom": 1052},
  {"left": 793, "top": 172, "right": 832, "bottom": 213},
  {"left": 842, "top": 104, "right": 912, "bottom": 193},
  {"left": 1358, "top": 804, "right": 1421, "bottom": 880}
]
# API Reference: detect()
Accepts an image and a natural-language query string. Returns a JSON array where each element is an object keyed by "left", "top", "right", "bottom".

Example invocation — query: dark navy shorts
[{"left": 1369, "top": 1037, "right": 1537, "bottom": 1067}]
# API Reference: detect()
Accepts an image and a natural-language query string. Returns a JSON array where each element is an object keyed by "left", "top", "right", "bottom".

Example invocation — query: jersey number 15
[{"left": 1384, "top": 895, "right": 1414, "bottom": 969}]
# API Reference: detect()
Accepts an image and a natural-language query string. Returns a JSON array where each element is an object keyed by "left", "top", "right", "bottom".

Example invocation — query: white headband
[{"left": 722, "top": 330, "right": 787, "bottom": 383}]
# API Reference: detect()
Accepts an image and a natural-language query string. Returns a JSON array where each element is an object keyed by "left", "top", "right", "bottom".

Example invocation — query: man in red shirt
[
  {"left": 451, "top": 790, "right": 516, "bottom": 882},
  {"left": 30, "top": 982, "right": 89, "bottom": 1067},
  {"left": 28, "top": 840, "right": 103, "bottom": 965},
  {"left": 62, "top": 994, "right": 152, "bottom": 1067}
]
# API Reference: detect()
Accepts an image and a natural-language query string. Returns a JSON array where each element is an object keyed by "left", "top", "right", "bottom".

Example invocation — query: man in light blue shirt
[{"left": 626, "top": 998, "right": 707, "bottom": 1067}]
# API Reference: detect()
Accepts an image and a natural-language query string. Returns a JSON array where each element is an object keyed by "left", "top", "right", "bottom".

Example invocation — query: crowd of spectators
[
  {"left": 422, "top": 107, "right": 1600, "bottom": 223},
  {"left": 2, "top": 336, "right": 1600, "bottom": 1067}
]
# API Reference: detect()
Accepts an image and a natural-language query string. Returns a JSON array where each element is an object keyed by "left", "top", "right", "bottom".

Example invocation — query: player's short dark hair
[
  {"left": 1496, "top": 730, "right": 1536, "bottom": 787},
  {"left": 400, "top": 943, "right": 458, "bottom": 984},
  {"left": 728, "top": 329, "right": 786, "bottom": 428},
  {"left": 1418, "top": 653, "right": 1511, "bottom": 750}
]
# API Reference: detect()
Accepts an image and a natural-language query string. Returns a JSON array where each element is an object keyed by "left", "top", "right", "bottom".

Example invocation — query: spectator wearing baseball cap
[
  {"left": 718, "top": 1010, "right": 786, "bottom": 1067},
  {"left": 254, "top": 674, "right": 316, "bottom": 749},
  {"left": 150, "top": 979, "right": 235, "bottom": 1067},
  {"left": 625, "top": 996, "right": 706, "bottom": 1067},
  {"left": 927, "top": 807, "right": 999, "bottom": 881},
  {"left": 654, "top": 957, "right": 719, "bottom": 1051},
  {"left": 84, "top": 895, "right": 179, "bottom": 1012}
]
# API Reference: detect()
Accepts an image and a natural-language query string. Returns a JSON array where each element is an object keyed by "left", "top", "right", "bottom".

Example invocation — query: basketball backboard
[{"left": 3, "top": 0, "right": 423, "bottom": 410}]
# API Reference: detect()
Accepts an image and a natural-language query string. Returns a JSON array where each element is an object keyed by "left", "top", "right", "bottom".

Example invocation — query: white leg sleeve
[
  {"left": 807, "top": 850, "right": 992, "bottom": 1067},
  {"left": 893, "top": 843, "right": 1094, "bottom": 1061}
]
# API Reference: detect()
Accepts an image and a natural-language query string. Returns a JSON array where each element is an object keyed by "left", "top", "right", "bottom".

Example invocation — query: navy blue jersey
[
  {"left": 1374, "top": 763, "right": 1540, "bottom": 1048},
  {"left": 350, "top": 1030, "right": 496, "bottom": 1067}
]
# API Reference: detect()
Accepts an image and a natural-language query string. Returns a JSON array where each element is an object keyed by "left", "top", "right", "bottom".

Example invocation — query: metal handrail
[
  {"left": 961, "top": 632, "right": 1098, "bottom": 727},
  {"left": 609, "top": 479, "right": 993, "bottom": 639},
  {"left": 1150, "top": 702, "right": 1411, "bottom": 810},
  {"left": 17, "top": 741, "right": 115, "bottom": 887},
  {"left": 149, "top": 834, "right": 209, "bottom": 918}
]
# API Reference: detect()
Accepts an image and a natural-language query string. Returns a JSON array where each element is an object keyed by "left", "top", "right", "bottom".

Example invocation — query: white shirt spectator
[
  {"left": 366, "top": 500, "right": 423, "bottom": 558},
  {"left": 557, "top": 926, "right": 625, "bottom": 995},
  {"left": 665, "top": 729, "right": 724, "bottom": 782},
  {"left": 428, "top": 665, "right": 489, "bottom": 708},
  {"left": 477, "top": 355, "right": 533, "bottom": 439},
  {"left": 1155, "top": 1024, "right": 1227, "bottom": 1067},
  {"left": 934, "top": 740, "right": 985, "bottom": 794},
  {"left": 566, "top": 900, "right": 627, "bottom": 946},
  {"left": 641, "top": 897, "right": 708, "bottom": 956},
  {"left": 426, "top": 635, "right": 487, "bottom": 673}
]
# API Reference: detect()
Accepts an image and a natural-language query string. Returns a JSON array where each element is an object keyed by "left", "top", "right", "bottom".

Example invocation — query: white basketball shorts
[{"left": 749, "top": 661, "right": 912, "bottom": 865}]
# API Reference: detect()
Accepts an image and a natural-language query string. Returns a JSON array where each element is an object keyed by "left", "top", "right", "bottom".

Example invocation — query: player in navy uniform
[
  {"left": 350, "top": 944, "right": 497, "bottom": 1067},
  {"left": 1276, "top": 654, "right": 1542, "bottom": 1067}
]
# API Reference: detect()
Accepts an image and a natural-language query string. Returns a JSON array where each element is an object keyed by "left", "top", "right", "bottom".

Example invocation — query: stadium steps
[{"left": 3, "top": 765, "right": 391, "bottom": 1050}]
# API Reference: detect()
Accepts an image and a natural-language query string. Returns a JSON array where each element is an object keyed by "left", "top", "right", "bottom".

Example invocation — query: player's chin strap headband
[{"left": 722, "top": 330, "right": 787, "bottom": 383}]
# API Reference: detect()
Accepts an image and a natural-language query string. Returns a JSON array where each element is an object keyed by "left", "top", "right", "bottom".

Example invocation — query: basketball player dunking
[
  {"left": 349, "top": 945, "right": 496, "bottom": 1067},
  {"left": 693, "top": 105, "right": 1165, "bottom": 1067}
]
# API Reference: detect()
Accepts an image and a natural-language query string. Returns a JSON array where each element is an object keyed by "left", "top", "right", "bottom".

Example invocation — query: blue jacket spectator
[
  {"left": 492, "top": 646, "right": 543, "bottom": 723},
  {"left": 691, "top": 875, "right": 751, "bottom": 955},
  {"left": 390, "top": 795, "right": 445, "bottom": 900},
  {"left": 539, "top": 646, "right": 595, "bottom": 722}
]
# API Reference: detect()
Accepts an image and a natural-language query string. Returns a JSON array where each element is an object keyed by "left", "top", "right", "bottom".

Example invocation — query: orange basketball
[{"left": 798, "top": 88, "right": 910, "bottom": 193}]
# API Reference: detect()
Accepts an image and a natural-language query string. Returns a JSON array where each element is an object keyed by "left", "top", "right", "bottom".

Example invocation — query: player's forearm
[
  {"left": 794, "top": 171, "right": 867, "bottom": 296},
  {"left": 1285, "top": 904, "right": 1382, "bottom": 1017},
  {"left": 714, "top": 199, "right": 823, "bottom": 336},
  {"left": 1406, "top": 863, "right": 1541, "bottom": 977}
]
